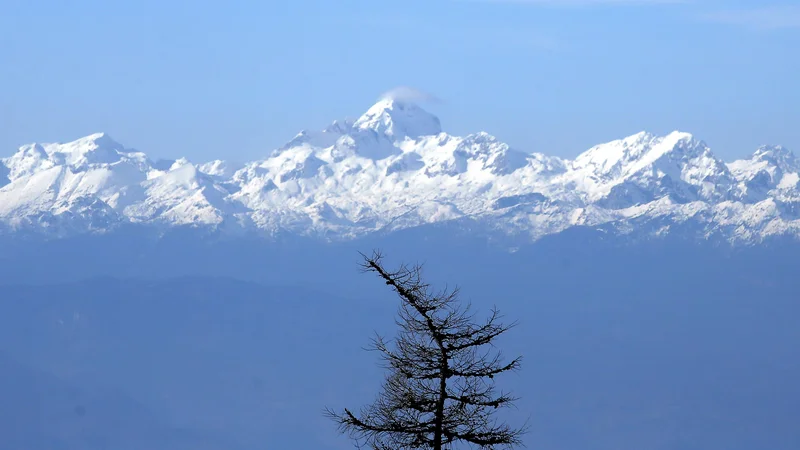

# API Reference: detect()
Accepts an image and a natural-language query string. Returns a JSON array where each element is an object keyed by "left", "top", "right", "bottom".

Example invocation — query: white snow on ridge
[
  {"left": 353, "top": 98, "right": 442, "bottom": 140},
  {"left": 1, "top": 99, "right": 798, "bottom": 244}
]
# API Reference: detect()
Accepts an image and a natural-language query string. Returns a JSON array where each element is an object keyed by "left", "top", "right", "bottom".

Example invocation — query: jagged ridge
[{"left": 1, "top": 100, "right": 798, "bottom": 244}]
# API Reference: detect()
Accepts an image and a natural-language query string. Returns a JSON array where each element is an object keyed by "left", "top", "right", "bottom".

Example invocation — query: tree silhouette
[{"left": 326, "top": 251, "right": 525, "bottom": 450}]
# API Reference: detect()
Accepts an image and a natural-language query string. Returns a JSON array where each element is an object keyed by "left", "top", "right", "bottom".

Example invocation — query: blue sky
[{"left": 1, "top": 0, "right": 798, "bottom": 162}]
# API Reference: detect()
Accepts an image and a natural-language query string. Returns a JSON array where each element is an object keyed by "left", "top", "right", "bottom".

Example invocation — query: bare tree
[{"left": 326, "top": 251, "right": 526, "bottom": 450}]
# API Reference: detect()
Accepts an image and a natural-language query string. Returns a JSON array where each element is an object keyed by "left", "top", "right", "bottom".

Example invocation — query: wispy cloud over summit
[{"left": 379, "top": 87, "right": 442, "bottom": 104}]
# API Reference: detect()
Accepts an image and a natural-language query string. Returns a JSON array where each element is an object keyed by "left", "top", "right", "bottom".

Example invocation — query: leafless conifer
[{"left": 326, "top": 251, "right": 526, "bottom": 450}]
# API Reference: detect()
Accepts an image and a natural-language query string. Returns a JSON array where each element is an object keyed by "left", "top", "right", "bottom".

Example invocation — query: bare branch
[{"left": 327, "top": 251, "right": 526, "bottom": 450}]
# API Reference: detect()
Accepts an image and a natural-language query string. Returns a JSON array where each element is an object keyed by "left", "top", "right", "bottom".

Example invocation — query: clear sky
[{"left": 1, "top": 0, "right": 798, "bottom": 162}]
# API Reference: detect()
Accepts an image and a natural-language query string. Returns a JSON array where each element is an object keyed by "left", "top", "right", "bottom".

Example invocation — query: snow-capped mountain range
[{"left": 2, "top": 98, "right": 799, "bottom": 244}]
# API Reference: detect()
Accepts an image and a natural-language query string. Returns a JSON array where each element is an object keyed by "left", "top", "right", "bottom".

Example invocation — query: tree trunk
[{"left": 433, "top": 359, "right": 447, "bottom": 450}]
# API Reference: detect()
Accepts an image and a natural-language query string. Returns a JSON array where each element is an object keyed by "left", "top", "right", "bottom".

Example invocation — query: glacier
[{"left": 1, "top": 98, "right": 798, "bottom": 244}]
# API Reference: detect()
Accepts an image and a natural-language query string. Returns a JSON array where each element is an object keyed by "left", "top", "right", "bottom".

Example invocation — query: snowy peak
[
  {"left": 0, "top": 133, "right": 160, "bottom": 231},
  {"left": 124, "top": 162, "right": 243, "bottom": 227},
  {"left": 752, "top": 145, "right": 798, "bottom": 172},
  {"left": 323, "top": 119, "right": 354, "bottom": 135},
  {"left": 573, "top": 131, "right": 709, "bottom": 178},
  {"left": 572, "top": 131, "right": 656, "bottom": 175},
  {"left": 452, "top": 132, "right": 533, "bottom": 175},
  {"left": 352, "top": 98, "right": 442, "bottom": 140},
  {"left": 44, "top": 132, "right": 128, "bottom": 167},
  {"left": 569, "top": 131, "right": 733, "bottom": 205},
  {"left": 728, "top": 145, "right": 800, "bottom": 199},
  {"left": 276, "top": 120, "right": 354, "bottom": 155},
  {"left": 2, "top": 143, "right": 53, "bottom": 182},
  {"left": 2, "top": 100, "right": 799, "bottom": 244},
  {"left": 198, "top": 160, "right": 243, "bottom": 179},
  {"left": 2, "top": 132, "right": 149, "bottom": 181},
  {"left": 272, "top": 100, "right": 443, "bottom": 163},
  {"left": 55, "top": 132, "right": 121, "bottom": 151}
]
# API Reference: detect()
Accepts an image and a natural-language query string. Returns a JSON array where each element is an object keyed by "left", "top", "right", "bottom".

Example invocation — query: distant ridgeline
[
  {"left": 1, "top": 243, "right": 799, "bottom": 449},
  {"left": 1, "top": 98, "right": 799, "bottom": 246}
]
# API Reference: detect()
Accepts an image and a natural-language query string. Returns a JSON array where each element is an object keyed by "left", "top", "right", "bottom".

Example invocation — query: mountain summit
[
  {"left": 353, "top": 98, "right": 442, "bottom": 139},
  {"left": 0, "top": 102, "right": 798, "bottom": 244}
]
